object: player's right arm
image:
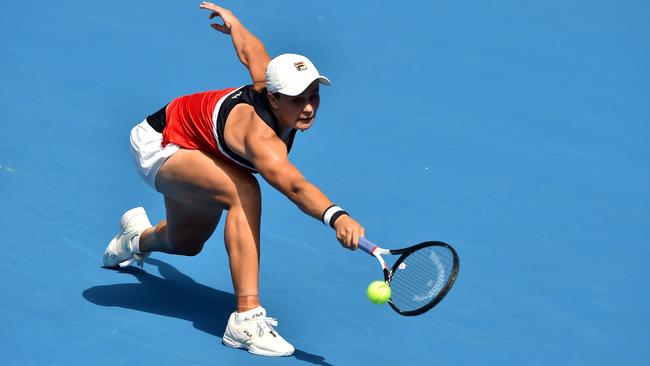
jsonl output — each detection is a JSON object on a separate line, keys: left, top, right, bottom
{"left": 238, "top": 117, "right": 365, "bottom": 250}
{"left": 199, "top": 2, "right": 270, "bottom": 91}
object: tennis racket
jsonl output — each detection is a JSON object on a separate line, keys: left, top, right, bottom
{"left": 358, "top": 237, "right": 459, "bottom": 316}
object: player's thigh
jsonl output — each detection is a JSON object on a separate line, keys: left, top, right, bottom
{"left": 155, "top": 148, "right": 259, "bottom": 209}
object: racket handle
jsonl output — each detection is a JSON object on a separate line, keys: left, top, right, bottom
{"left": 358, "top": 237, "right": 378, "bottom": 255}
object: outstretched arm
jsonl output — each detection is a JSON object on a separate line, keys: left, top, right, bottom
{"left": 199, "top": 2, "right": 270, "bottom": 91}
{"left": 244, "top": 128, "right": 366, "bottom": 250}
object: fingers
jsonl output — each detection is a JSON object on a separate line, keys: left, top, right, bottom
{"left": 347, "top": 229, "right": 362, "bottom": 250}
{"left": 200, "top": 2, "right": 223, "bottom": 19}
{"left": 338, "top": 234, "right": 355, "bottom": 251}
{"left": 210, "top": 23, "right": 227, "bottom": 33}
{"left": 346, "top": 230, "right": 354, "bottom": 249}
{"left": 199, "top": 2, "right": 219, "bottom": 12}
{"left": 199, "top": 2, "right": 236, "bottom": 34}
{"left": 335, "top": 216, "right": 364, "bottom": 251}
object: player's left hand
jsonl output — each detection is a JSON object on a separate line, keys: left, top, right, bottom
{"left": 199, "top": 2, "right": 240, "bottom": 34}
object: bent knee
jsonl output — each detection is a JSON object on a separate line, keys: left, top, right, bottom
{"left": 177, "top": 246, "right": 203, "bottom": 257}
{"left": 166, "top": 236, "right": 206, "bottom": 256}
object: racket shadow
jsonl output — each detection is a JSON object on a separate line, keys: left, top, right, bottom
{"left": 83, "top": 258, "right": 333, "bottom": 365}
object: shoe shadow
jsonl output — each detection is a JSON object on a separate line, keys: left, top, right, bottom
{"left": 293, "top": 350, "right": 335, "bottom": 366}
{"left": 83, "top": 258, "right": 333, "bottom": 365}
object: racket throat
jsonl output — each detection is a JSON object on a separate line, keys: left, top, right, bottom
{"left": 372, "top": 253, "right": 392, "bottom": 283}
{"left": 372, "top": 252, "right": 388, "bottom": 271}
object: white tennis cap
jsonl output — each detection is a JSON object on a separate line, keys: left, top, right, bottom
{"left": 265, "top": 53, "right": 331, "bottom": 96}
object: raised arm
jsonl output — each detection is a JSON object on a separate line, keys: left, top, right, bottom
{"left": 199, "top": 2, "right": 270, "bottom": 91}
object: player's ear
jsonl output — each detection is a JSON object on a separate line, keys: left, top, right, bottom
{"left": 267, "top": 92, "right": 280, "bottom": 109}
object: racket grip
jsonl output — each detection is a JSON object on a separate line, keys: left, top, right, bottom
{"left": 358, "top": 237, "right": 378, "bottom": 255}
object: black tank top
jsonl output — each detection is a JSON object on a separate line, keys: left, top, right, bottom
{"left": 216, "top": 85, "right": 298, "bottom": 171}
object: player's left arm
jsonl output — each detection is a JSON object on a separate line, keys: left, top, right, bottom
{"left": 199, "top": 2, "right": 270, "bottom": 91}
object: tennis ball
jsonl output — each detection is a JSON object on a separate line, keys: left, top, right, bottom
{"left": 367, "top": 281, "right": 391, "bottom": 304}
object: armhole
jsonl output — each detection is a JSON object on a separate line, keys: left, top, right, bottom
{"left": 214, "top": 87, "right": 258, "bottom": 171}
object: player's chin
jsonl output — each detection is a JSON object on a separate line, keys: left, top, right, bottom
{"left": 296, "top": 117, "right": 315, "bottom": 131}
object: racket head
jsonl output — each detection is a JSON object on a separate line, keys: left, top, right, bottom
{"left": 385, "top": 241, "right": 459, "bottom": 316}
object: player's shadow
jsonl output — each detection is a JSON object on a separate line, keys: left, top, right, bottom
{"left": 83, "top": 258, "right": 333, "bottom": 366}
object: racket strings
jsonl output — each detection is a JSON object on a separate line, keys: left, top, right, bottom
{"left": 389, "top": 246, "right": 455, "bottom": 312}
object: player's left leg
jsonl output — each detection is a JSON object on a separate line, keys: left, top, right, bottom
{"left": 136, "top": 196, "right": 223, "bottom": 257}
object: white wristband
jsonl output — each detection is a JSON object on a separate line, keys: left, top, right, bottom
{"left": 322, "top": 205, "right": 343, "bottom": 226}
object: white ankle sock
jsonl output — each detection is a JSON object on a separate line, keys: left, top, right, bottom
{"left": 235, "top": 306, "right": 264, "bottom": 324}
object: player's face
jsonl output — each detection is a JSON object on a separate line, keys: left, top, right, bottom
{"left": 270, "top": 81, "right": 321, "bottom": 131}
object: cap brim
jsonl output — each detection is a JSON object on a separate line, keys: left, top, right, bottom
{"left": 317, "top": 75, "right": 331, "bottom": 86}
{"left": 279, "top": 76, "right": 332, "bottom": 96}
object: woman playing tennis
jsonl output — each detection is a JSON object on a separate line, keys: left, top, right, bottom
{"left": 102, "top": 2, "right": 365, "bottom": 357}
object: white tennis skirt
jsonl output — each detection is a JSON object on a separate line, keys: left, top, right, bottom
{"left": 129, "top": 120, "right": 180, "bottom": 191}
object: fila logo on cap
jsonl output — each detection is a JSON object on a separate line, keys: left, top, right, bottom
{"left": 294, "top": 61, "right": 308, "bottom": 71}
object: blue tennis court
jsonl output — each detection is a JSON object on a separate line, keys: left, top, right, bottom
{"left": 1, "top": 1, "right": 648, "bottom": 365}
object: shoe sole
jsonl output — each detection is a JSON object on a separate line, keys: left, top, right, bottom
{"left": 222, "top": 334, "right": 294, "bottom": 357}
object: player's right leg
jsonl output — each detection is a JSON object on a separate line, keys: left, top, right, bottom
{"left": 144, "top": 149, "right": 293, "bottom": 356}
{"left": 145, "top": 148, "right": 268, "bottom": 314}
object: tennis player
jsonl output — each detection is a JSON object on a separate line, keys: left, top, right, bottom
{"left": 103, "top": 2, "right": 365, "bottom": 357}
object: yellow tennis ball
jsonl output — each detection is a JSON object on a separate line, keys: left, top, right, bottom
{"left": 367, "top": 280, "right": 391, "bottom": 304}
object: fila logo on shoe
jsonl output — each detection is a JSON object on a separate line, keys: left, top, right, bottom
{"left": 251, "top": 312, "right": 264, "bottom": 319}
{"left": 243, "top": 330, "right": 252, "bottom": 338}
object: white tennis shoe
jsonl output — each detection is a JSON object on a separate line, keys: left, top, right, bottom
{"left": 103, "top": 207, "right": 151, "bottom": 268}
{"left": 222, "top": 307, "right": 295, "bottom": 357}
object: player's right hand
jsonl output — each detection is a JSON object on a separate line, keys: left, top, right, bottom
{"left": 333, "top": 215, "right": 365, "bottom": 251}
{"left": 199, "top": 2, "right": 240, "bottom": 34}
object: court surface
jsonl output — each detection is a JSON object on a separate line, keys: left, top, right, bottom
{"left": 1, "top": 1, "right": 648, "bottom": 365}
